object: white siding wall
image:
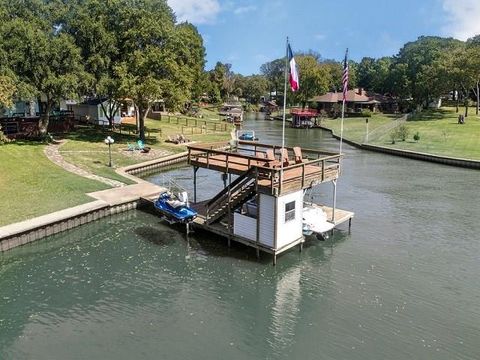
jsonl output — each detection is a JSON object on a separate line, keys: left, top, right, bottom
{"left": 233, "top": 213, "right": 257, "bottom": 241}
{"left": 258, "top": 194, "right": 275, "bottom": 247}
{"left": 275, "top": 190, "right": 304, "bottom": 249}
{"left": 98, "top": 104, "right": 121, "bottom": 125}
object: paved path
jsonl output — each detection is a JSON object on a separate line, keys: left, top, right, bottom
{"left": 44, "top": 140, "right": 125, "bottom": 188}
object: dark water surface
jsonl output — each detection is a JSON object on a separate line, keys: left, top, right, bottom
{"left": 1, "top": 114, "right": 480, "bottom": 359}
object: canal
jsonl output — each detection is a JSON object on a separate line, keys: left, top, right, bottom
{"left": 1, "top": 114, "right": 479, "bottom": 359}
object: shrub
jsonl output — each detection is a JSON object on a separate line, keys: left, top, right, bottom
{"left": 413, "top": 132, "right": 420, "bottom": 142}
{"left": 0, "top": 125, "right": 11, "bottom": 144}
{"left": 397, "top": 124, "right": 409, "bottom": 141}
{"left": 360, "top": 109, "right": 372, "bottom": 117}
{"left": 389, "top": 129, "right": 397, "bottom": 144}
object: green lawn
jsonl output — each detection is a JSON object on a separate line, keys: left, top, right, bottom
{"left": 371, "top": 108, "right": 480, "bottom": 160}
{"left": 320, "top": 107, "right": 480, "bottom": 160}
{"left": 59, "top": 117, "right": 233, "bottom": 184}
{"left": 321, "top": 113, "right": 401, "bottom": 143}
{"left": 0, "top": 115, "right": 231, "bottom": 227}
{"left": 0, "top": 142, "right": 109, "bottom": 226}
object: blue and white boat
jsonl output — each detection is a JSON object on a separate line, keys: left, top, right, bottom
{"left": 237, "top": 130, "right": 258, "bottom": 141}
{"left": 154, "top": 192, "right": 197, "bottom": 224}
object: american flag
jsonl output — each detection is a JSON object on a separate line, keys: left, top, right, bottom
{"left": 342, "top": 49, "right": 349, "bottom": 102}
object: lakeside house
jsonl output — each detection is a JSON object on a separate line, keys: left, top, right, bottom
{"left": 69, "top": 98, "right": 122, "bottom": 125}
{"left": 219, "top": 101, "right": 244, "bottom": 122}
{"left": 260, "top": 100, "right": 279, "bottom": 114}
{"left": 310, "top": 88, "right": 398, "bottom": 114}
{"left": 147, "top": 100, "right": 165, "bottom": 120}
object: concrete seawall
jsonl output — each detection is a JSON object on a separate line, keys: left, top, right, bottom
{"left": 0, "top": 200, "right": 138, "bottom": 252}
{"left": 320, "top": 126, "right": 480, "bottom": 170}
{"left": 0, "top": 154, "right": 190, "bottom": 252}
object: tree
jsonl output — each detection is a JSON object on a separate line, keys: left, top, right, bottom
{"left": 395, "top": 36, "right": 463, "bottom": 107}
{"left": 357, "top": 57, "right": 376, "bottom": 90}
{"left": 63, "top": 0, "right": 122, "bottom": 128}
{"left": 115, "top": 0, "right": 205, "bottom": 141}
{"left": 321, "top": 60, "right": 343, "bottom": 92}
{"left": 260, "top": 58, "right": 284, "bottom": 100}
{"left": 291, "top": 55, "right": 330, "bottom": 107}
{"left": 0, "top": 17, "right": 85, "bottom": 135}
{"left": 0, "top": 75, "right": 15, "bottom": 108}
{"left": 466, "top": 37, "right": 480, "bottom": 115}
{"left": 242, "top": 75, "right": 268, "bottom": 104}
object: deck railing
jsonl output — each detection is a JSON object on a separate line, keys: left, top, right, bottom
{"left": 187, "top": 141, "right": 341, "bottom": 195}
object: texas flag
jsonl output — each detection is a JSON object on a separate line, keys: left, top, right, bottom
{"left": 287, "top": 43, "right": 299, "bottom": 92}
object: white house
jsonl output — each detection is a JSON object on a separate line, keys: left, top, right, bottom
{"left": 69, "top": 98, "right": 122, "bottom": 125}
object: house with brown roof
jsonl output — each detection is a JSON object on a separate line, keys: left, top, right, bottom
{"left": 310, "top": 88, "right": 398, "bottom": 115}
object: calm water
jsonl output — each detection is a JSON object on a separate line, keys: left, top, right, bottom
{"left": 1, "top": 114, "right": 480, "bottom": 359}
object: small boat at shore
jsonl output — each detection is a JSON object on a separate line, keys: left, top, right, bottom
{"left": 302, "top": 202, "right": 334, "bottom": 238}
{"left": 154, "top": 192, "right": 197, "bottom": 224}
{"left": 238, "top": 130, "right": 258, "bottom": 141}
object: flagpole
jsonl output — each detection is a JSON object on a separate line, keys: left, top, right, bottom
{"left": 339, "top": 49, "right": 348, "bottom": 157}
{"left": 334, "top": 48, "right": 348, "bottom": 223}
{"left": 281, "top": 37, "right": 289, "bottom": 189}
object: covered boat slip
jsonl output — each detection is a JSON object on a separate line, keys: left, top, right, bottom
{"left": 181, "top": 141, "right": 354, "bottom": 264}
{"left": 187, "top": 140, "right": 342, "bottom": 196}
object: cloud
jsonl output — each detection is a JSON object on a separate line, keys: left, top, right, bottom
{"left": 314, "top": 34, "right": 326, "bottom": 41}
{"left": 168, "top": 0, "right": 220, "bottom": 24}
{"left": 442, "top": 0, "right": 480, "bottom": 40}
{"left": 234, "top": 5, "right": 257, "bottom": 15}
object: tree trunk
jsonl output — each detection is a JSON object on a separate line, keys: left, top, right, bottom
{"left": 465, "top": 100, "right": 468, "bottom": 117}
{"left": 39, "top": 99, "right": 52, "bottom": 137}
{"left": 137, "top": 105, "right": 151, "bottom": 142}
{"left": 456, "top": 94, "right": 459, "bottom": 113}
{"left": 477, "top": 81, "right": 479, "bottom": 116}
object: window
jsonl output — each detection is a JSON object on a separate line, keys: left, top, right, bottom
{"left": 285, "top": 201, "right": 296, "bottom": 222}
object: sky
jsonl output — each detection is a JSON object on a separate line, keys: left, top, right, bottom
{"left": 167, "top": 0, "right": 480, "bottom": 75}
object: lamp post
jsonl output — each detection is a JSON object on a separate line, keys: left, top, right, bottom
{"left": 104, "top": 136, "right": 114, "bottom": 167}
{"left": 365, "top": 118, "right": 369, "bottom": 143}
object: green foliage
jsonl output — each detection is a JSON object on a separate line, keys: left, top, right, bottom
{"left": 241, "top": 75, "right": 268, "bottom": 104}
{"left": 389, "top": 129, "right": 397, "bottom": 144}
{"left": 397, "top": 124, "right": 410, "bottom": 141}
{"left": 360, "top": 109, "right": 372, "bottom": 117}
{"left": 291, "top": 55, "right": 330, "bottom": 106}
{"left": 0, "top": 9, "right": 86, "bottom": 132}
{"left": 0, "top": 125, "right": 12, "bottom": 144}
{"left": 260, "top": 58, "right": 284, "bottom": 98}
{"left": 389, "top": 124, "right": 409, "bottom": 143}
{"left": 0, "top": 75, "right": 15, "bottom": 108}
{"left": 413, "top": 131, "right": 420, "bottom": 142}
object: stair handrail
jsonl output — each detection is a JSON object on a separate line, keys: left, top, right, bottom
{"left": 206, "top": 167, "right": 255, "bottom": 210}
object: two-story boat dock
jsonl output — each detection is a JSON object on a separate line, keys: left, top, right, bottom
{"left": 185, "top": 140, "right": 354, "bottom": 264}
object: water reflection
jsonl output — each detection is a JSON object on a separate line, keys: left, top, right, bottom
{"left": 2, "top": 114, "right": 480, "bottom": 359}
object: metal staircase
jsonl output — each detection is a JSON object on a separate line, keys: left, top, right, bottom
{"left": 205, "top": 168, "right": 256, "bottom": 224}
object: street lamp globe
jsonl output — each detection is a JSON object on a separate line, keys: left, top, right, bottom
{"left": 104, "top": 136, "right": 114, "bottom": 145}
{"left": 104, "top": 136, "right": 114, "bottom": 167}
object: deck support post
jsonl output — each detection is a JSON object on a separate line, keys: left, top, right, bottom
{"left": 256, "top": 247, "right": 260, "bottom": 259}
{"left": 332, "top": 179, "right": 337, "bottom": 222}
{"left": 349, "top": 218, "right": 352, "bottom": 233}
{"left": 193, "top": 166, "right": 199, "bottom": 203}
{"left": 273, "top": 254, "right": 277, "bottom": 266}
{"left": 222, "top": 173, "right": 227, "bottom": 188}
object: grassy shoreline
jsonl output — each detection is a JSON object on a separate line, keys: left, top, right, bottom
{"left": 1, "top": 113, "right": 232, "bottom": 227}
{"left": 320, "top": 107, "right": 480, "bottom": 160}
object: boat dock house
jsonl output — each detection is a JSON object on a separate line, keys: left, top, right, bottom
{"left": 186, "top": 140, "right": 354, "bottom": 264}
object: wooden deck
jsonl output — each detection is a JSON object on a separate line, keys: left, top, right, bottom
{"left": 188, "top": 142, "right": 341, "bottom": 196}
